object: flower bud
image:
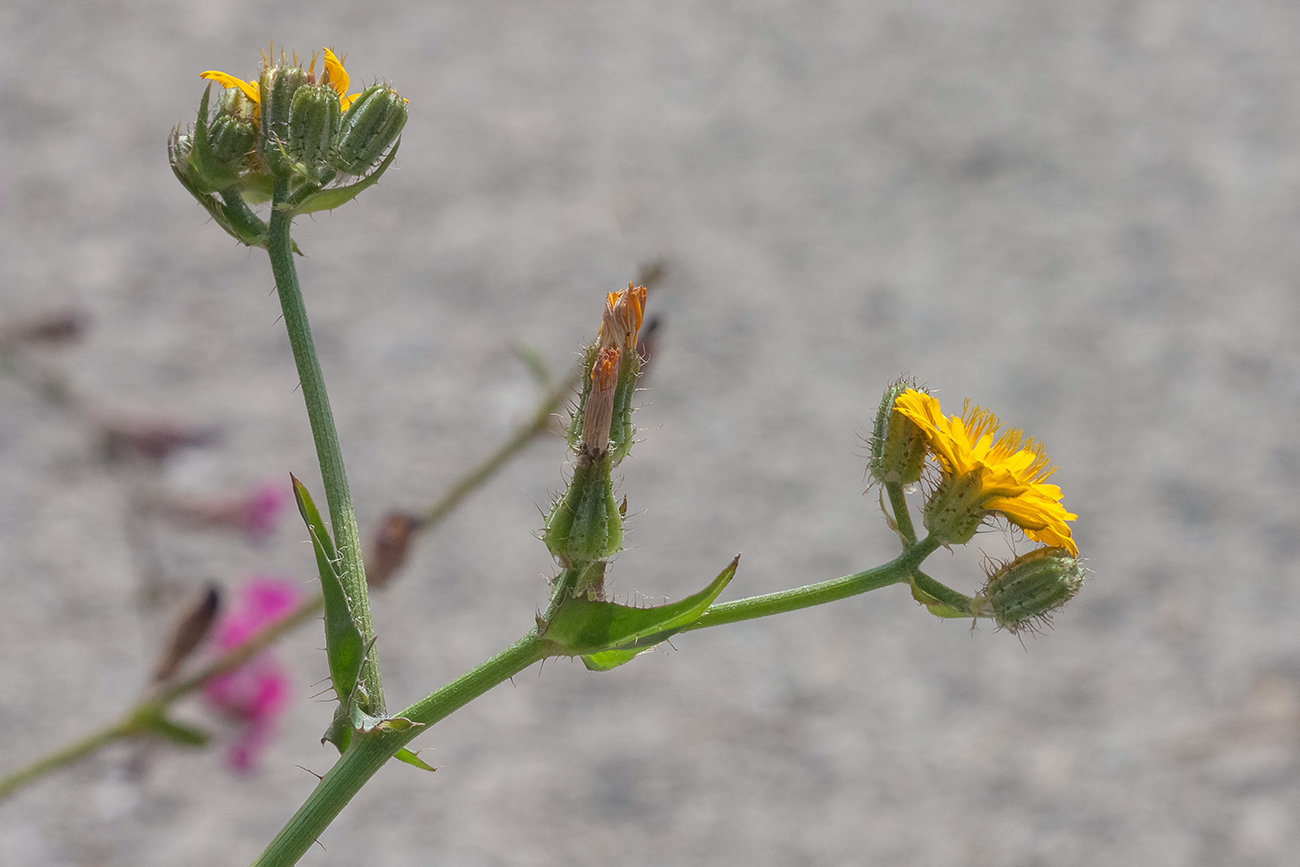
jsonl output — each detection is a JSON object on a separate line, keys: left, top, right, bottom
{"left": 208, "top": 113, "right": 258, "bottom": 171}
{"left": 259, "top": 64, "right": 308, "bottom": 173}
{"left": 543, "top": 455, "right": 622, "bottom": 568}
{"left": 977, "top": 547, "right": 1085, "bottom": 633}
{"left": 333, "top": 84, "right": 408, "bottom": 175}
{"left": 567, "top": 286, "right": 647, "bottom": 463}
{"left": 869, "top": 380, "right": 927, "bottom": 486}
{"left": 287, "top": 83, "right": 342, "bottom": 175}
{"left": 545, "top": 347, "right": 624, "bottom": 566}
{"left": 922, "top": 468, "right": 986, "bottom": 547}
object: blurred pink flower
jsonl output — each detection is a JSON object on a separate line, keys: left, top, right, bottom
{"left": 154, "top": 478, "right": 289, "bottom": 544}
{"left": 203, "top": 576, "right": 302, "bottom": 773}
{"left": 239, "top": 480, "right": 289, "bottom": 543}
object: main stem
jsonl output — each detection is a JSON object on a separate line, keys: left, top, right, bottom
{"left": 251, "top": 633, "right": 548, "bottom": 867}
{"left": 266, "top": 183, "right": 383, "bottom": 715}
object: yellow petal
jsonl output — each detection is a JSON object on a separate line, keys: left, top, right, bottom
{"left": 323, "top": 48, "right": 350, "bottom": 101}
{"left": 200, "top": 70, "right": 260, "bottom": 105}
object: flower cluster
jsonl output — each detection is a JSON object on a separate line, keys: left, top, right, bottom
{"left": 169, "top": 47, "right": 408, "bottom": 246}
{"left": 873, "top": 384, "right": 1084, "bottom": 631}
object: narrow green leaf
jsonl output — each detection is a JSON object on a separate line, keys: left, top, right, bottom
{"left": 140, "top": 713, "right": 209, "bottom": 747}
{"left": 392, "top": 748, "right": 437, "bottom": 772}
{"left": 287, "top": 139, "right": 401, "bottom": 216}
{"left": 292, "top": 474, "right": 365, "bottom": 705}
{"left": 544, "top": 556, "right": 739, "bottom": 665}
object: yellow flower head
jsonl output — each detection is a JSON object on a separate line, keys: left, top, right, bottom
{"left": 200, "top": 47, "right": 362, "bottom": 116}
{"left": 893, "top": 389, "right": 1078, "bottom": 555}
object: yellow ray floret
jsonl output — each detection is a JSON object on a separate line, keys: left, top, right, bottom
{"left": 199, "top": 69, "right": 261, "bottom": 106}
{"left": 201, "top": 47, "right": 362, "bottom": 112}
{"left": 893, "top": 389, "right": 1078, "bottom": 555}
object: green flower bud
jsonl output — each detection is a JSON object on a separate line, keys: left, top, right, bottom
{"left": 207, "top": 113, "right": 257, "bottom": 170}
{"left": 259, "top": 64, "right": 308, "bottom": 173}
{"left": 333, "top": 84, "right": 408, "bottom": 175}
{"left": 922, "top": 469, "right": 986, "bottom": 547}
{"left": 288, "top": 83, "right": 342, "bottom": 174}
{"left": 869, "top": 379, "right": 928, "bottom": 486}
{"left": 544, "top": 455, "right": 622, "bottom": 568}
{"left": 977, "top": 547, "right": 1085, "bottom": 633}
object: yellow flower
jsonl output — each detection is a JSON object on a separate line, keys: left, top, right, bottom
{"left": 200, "top": 48, "right": 361, "bottom": 115}
{"left": 893, "top": 389, "right": 1078, "bottom": 555}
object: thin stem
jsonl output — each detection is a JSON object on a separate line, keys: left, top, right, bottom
{"left": 885, "top": 481, "right": 917, "bottom": 546}
{"left": 423, "top": 363, "right": 582, "bottom": 527}
{"left": 0, "top": 362, "right": 571, "bottom": 801}
{"left": 0, "top": 719, "right": 134, "bottom": 801}
{"left": 266, "top": 180, "right": 383, "bottom": 715}
{"left": 251, "top": 633, "right": 547, "bottom": 867}
{"left": 911, "top": 569, "right": 976, "bottom": 613}
{"left": 686, "top": 536, "right": 940, "bottom": 631}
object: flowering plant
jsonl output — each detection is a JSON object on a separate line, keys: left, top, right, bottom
{"left": 0, "top": 46, "right": 1088, "bottom": 866}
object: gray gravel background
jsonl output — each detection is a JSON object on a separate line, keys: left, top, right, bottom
{"left": 3, "top": 1, "right": 1300, "bottom": 865}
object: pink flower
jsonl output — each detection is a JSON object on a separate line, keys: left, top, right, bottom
{"left": 239, "top": 480, "right": 289, "bottom": 543}
{"left": 154, "top": 478, "right": 290, "bottom": 544}
{"left": 203, "top": 576, "right": 302, "bottom": 773}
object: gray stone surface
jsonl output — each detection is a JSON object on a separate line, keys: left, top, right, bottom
{"left": 3, "top": 0, "right": 1300, "bottom": 864}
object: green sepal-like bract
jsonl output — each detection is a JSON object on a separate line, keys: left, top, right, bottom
{"left": 541, "top": 556, "right": 738, "bottom": 670}
{"left": 285, "top": 138, "right": 401, "bottom": 216}
{"left": 564, "top": 344, "right": 599, "bottom": 453}
{"left": 607, "top": 353, "right": 640, "bottom": 466}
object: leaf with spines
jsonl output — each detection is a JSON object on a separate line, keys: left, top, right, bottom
{"left": 393, "top": 748, "right": 436, "bottom": 772}
{"left": 291, "top": 476, "right": 366, "bottom": 709}
{"left": 286, "top": 139, "right": 402, "bottom": 216}
{"left": 542, "top": 556, "right": 739, "bottom": 670}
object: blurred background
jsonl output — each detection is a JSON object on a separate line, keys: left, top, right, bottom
{"left": 3, "top": 0, "right": 1300, "bottom": 864}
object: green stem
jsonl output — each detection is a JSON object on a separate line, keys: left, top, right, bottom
{"left": 885, "top": 481, "right": 917, "bottom": 546}
{"left": 267, "top": 180, "right": 383, "bottom": 716}
{"left": 0, "top": 719, "right": 134, "bottom": 801}
{"left": 0, "top": 359, "right": 575, "bottom": 802}
{"left": 687, "top": 536, "right": 940, "bottom": 631}
{"left": 251, "top": 633, "right": 547, "bottom": 867}
{"left": 911, "top": 569, "right": 976, "bottom": 612}
{"left": 424, "top": 363, "right": 581, "bottom": 528}
{"left": 0, "top": 600, "right": 322, "bottom": 802}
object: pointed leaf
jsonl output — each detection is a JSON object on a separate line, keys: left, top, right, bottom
{"left": 393, "top": 748, "right": 437, "bottom": 772}
{"left": 544, "top": 556, "right": 739, "bottom": 663}
{"left": 287, "top": 139, "right": 401, "bottom": 215}
{"left": 140, "top": 713, "right": 209, "bottom": 747}
{"left": 322, "top": 705, "right": 353, "bottom": 754}
{"left": 292, "top": 475, "right": 365, "bottom": 705}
